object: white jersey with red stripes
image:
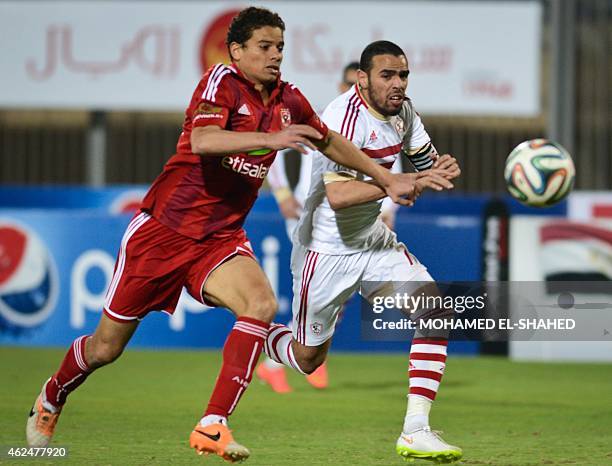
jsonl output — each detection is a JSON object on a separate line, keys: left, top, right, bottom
{"left": 295, "top": 85, "right": 431, "bottom": 254}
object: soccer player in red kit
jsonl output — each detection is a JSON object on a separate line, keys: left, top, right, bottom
{"left": 25, "top": 7, "right": 444, "bottom": 462}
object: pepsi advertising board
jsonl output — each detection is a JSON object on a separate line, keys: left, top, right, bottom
{"left": 0, "top": 209, "right": 481, "bottom": 353}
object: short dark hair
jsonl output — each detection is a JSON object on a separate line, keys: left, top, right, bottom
{"left": 359, "top": 40, "right": 405, "bottom": 74}
{"left": 342, "top": 61, "right": 359, "bottom": 81}
{"left": 226, "top": 7, "right": 285, "bottom": 52}
{"left": 343, "top": 61, "right": 359, "bottom": 75}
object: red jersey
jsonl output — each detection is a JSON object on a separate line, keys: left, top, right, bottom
{"left": 141, "top": 63, "right": 328, "bottom": 241}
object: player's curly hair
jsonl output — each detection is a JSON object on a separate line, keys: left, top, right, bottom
{"left": 360, "top": 41, "right": 406, "bottom": 75}
{"left": 226, "top": 7, "right": 285, "bottom": 56}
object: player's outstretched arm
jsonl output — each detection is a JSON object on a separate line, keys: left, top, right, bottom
{"left": 325, "top": 171, "right": 453, "bottom": 211}
{"left": 314, "top": 130, "right": 410, "bottom": 205}
{"left": 191, "top": 125, "right": 323, "bottom": 156}
{"left": 325, "top": 178, "right": 392, "bottom": 210}
{"left": 315, "top": 131, "right": 453, "bottom": 206}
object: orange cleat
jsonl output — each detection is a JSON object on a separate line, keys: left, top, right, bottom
{"left": 26, "top": 391, "right": 62, "bottom": 447}
{"left": 256, "top": 363, "right": 292, "bottom": 394}
{"left": 190, "top": 423, "right": 250, "bottom": 462}
{"left": 306, "top": 361, "right": 328, "bottom": 389}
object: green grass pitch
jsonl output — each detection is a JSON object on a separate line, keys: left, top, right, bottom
{"left": 1, "top": 347, "right": 611, "bottom": 465}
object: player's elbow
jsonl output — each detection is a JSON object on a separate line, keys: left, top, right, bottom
{"left": 190, "top": 127, "right": 219, "bottom": 155}
{"left": 190, "top": 134, "right": 211, "bottom": 155}
{"left": 191, "top": 138, "right": 205, "bottom": 155}
{"left": 328, "top": 197, "right": 349, "bottom": 211}
{"left": 326, "top": 187, "right": 350, "bottom": 211}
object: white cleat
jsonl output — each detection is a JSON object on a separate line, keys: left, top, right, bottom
{"left": 396, "top": 426, "right": 462, "bottom": 463}
{"left": 26, "top": 382, "right": 62, "bottom": 447}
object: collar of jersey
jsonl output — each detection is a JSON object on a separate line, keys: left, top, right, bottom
{"left": 355, "top": 84, "right": 390, "bottom": 122}
{"left": 228, "top": 63, "right": 284, "bottom": 98}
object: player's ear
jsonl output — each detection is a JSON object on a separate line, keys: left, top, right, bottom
{"left": 229, "top": 42, "right": 242, "bottom": 62}
{"left": 357, "top": 69, "right": 369, "bottom": 90}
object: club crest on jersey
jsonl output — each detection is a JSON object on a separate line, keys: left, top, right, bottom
{"left": 394, "top": 117, "right": 405, "bottom": 134}
{"left": 280, "top": 108, "right": 292, "bottom": 128}
{"left": 369, "top": 130, "right": 378, "bottom": 143}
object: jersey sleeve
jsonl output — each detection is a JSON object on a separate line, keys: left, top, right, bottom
{"left": 404, "top": 107, "right": 438, "bottom": 171}
{"left": 321, "top": 104, "right": 368, "bottom": 184}
{"left": 407, "top": 112, "right": 432, "bottom": 152}
{"left": 381, "top": 158, "right": 402, "bottom": 214}
{"left": 191, "top": 65, "right": 236, "bottom": 130}
{"left": 288, "top": 85, "right": 329, "bottom": 138}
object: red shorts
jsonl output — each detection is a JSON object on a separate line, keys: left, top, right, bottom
{"left": 103, "top": 212, "right": 256, "bottom": 323}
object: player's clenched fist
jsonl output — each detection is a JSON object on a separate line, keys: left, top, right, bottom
{"left": 265, "top": 124, "right": 323, "bottom": 153}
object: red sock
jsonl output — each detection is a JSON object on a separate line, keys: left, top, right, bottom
{"left": 205, "top": 317, "right": 269, "bottom": 417}
{"left": 44, "top": 335, "right": 91, "bottom": 409}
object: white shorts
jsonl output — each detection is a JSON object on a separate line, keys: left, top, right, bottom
{"left": 290, "top": 240, "right": 433, "bottom": 346}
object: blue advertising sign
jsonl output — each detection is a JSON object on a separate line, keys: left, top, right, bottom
{"left": 0, "top": 209, "right": 481, "bottom": 354}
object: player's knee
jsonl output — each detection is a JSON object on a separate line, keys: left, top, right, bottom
{"left": 87, "top": 338, "right": 125, "bottom": 368}
{"left": 244, "top": 294, "right": 278, "bottom": 322}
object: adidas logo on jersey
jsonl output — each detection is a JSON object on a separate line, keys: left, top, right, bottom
{"left": 369, "top": 130, "right": 378, "bottom": 142}
{"left": 238, "top": 103, "right": 251, "bottom": 116}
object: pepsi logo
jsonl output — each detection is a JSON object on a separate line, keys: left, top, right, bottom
{"left": 0, "top": 221, "right": 59, "bottom": 328}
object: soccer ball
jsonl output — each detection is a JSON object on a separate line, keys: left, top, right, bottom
{"left": 504, "top": 139, "right": 575, "bottom": 207}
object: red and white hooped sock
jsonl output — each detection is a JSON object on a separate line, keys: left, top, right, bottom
{"left": 404, "top": 338, "right": 448, "bottom": 432}
{"left": 263, "top": 323, "right": 305, "bottom": 375}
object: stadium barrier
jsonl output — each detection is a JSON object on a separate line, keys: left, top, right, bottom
{"left": 0, "top": 188, "right": 566, "bottom": 354}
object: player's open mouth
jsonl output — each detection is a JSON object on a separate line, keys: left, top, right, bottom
{"left": 266, "top": 66, "right": 280, "bottom": 74}
{"left": 389, "top": 95, "right": 404, "bottom": 104}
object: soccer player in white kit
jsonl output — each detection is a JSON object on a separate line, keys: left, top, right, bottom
{"left": 263, "top": 41, "right": 463, "bottom": 463}
{"left": 259, "top": 62, "right": 403, "bottom": 392}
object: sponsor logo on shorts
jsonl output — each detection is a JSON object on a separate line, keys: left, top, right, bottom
{"left": 222, "top": 155, "right": 268, "bottom": 179}
{"left": 311, "top": 322, "right": 322, "bottom": 335}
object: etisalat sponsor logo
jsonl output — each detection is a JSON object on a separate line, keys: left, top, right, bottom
{"left": 222, "top": 155, "right": 269, "bottom": 179}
